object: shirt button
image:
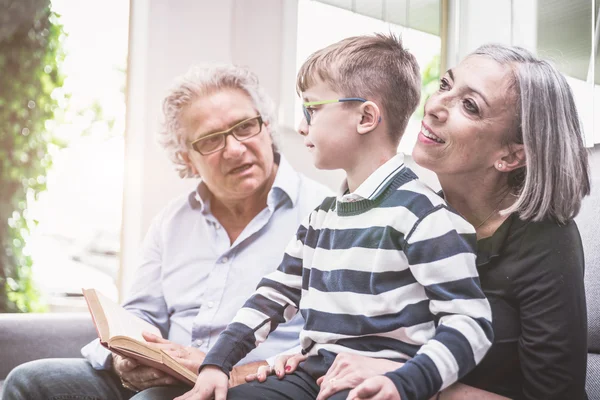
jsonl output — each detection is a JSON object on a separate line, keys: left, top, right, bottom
{"left": 215, "top": 224, "right": 221, "bottom": 230}
{"left": 192, "top": 339, "right": 204, "bottom": 347}
{"left": 221, "top": 256, "right": 229, "bottom": 263}
{"left": 207, "top": 301, "right": 215, "bottom": 308}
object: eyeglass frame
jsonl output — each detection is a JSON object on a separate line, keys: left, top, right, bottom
{"left": 302, "top": 97, "right": 367, "bottom": 125}
{"left": 189, "top": 115, "right": 264, "bottom": 155}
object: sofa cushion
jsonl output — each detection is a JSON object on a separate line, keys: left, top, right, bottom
{"left": 588, "top": 354, "right": 600, "bottom": 400}
{"left": 0, "top": 313, "right": 96, "bottom": 380}
{"left": 575, "top": 149, "right": 600, "bottom": 354}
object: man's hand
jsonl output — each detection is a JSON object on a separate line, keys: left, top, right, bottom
{"left": 174, "top": 366, "right": 229, "bottom": 400}
{"left": 143, "top": 332, "right": 206, "bottom": 374}
{"left": 347, "top": 376, "right": 401, "bottom": 400}
{"left": 143, "top": 332, "right": 263, "bottom": 389}
{"left": 112, "top": 353, "right": 175, "bottom": 391}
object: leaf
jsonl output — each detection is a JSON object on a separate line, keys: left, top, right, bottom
{"left": 0, "top": 1, "right": 65, "bottom": 313}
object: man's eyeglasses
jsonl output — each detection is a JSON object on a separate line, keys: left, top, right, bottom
{"left": 190, "top": 115, "right": 263, "bottom": 155}
{"left": 302, "top": 97, "right": 367, "bottom": 125}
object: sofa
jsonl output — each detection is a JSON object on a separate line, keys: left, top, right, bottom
{"left": 581, "top": 157, "right": 600, "bottom": 399}
{"left": 0, "top": 163, "right": 599, "bottom": 398}
{"left": 0, "top": 313, "right": 96, "bottom": 396}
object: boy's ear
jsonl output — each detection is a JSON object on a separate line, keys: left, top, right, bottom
{"left": 496, "top": 143, "right": 525, "bottom": 172}
{"left": 357, "top": 101, "right": 381, "bottom": 135}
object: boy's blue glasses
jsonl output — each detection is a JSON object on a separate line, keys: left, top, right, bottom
{"left": 302, "top": 97, "right": 367, "bottom": 125}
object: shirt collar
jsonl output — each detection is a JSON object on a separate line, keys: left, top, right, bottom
{"left": 188, "top": 152, "right": 299, "bottom": 212}
{"left": 189, "top": 181, "right": 211, "bottom": 214}
{"left": 270, "top": 153, "right": 300, "bottom": 208}
{"left": 337, "top": 153, "right": 405, "bottom": 202}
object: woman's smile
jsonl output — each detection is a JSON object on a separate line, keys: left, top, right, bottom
{"left": 418, "top": 122, "right": 445, "bottom": 144}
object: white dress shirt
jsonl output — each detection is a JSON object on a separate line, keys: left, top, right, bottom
{"left": 82, "top": 155, "right": 332, "bottom": 369}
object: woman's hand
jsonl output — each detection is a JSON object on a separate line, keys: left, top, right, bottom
{"left": 347, "top": 376, "right": 401, "bottom": 400}
{"left": 174, "top": 366, "right": 229, "bottom": 400}
{"left": 245, "top": 353, "right": 308, "bottom": 383}
{"left": 316, "top": 353, "right": 403, "bottom": 400}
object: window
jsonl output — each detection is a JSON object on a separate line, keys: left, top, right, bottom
{"left": 26, "top": 0, "right": 130, "bottom": 310}
{"left": 535, "top": 0, "right": 599, "bottom": 146}
{"left": 446, "top": 0, "right": 599, "bottom": 147}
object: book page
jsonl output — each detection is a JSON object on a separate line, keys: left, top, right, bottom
{"left": 91, "top": 289, "right": 161, "bottom": 341}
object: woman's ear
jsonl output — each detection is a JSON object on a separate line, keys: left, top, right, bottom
{"left": 357, "top": 101, "right": 381, "bottom": 135}
{"left": 496, "top": 143, "right": 525, "bottom": 172}
{"left": 179, "top": 151, "right": 199, "bottom": 176}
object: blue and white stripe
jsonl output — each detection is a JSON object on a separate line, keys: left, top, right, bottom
{"left": 203, "top": 164, "right": 493, "bottom": 400}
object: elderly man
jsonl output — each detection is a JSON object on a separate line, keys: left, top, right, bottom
{"left": 2, "top": 65, "right": 331, "bottom": 400}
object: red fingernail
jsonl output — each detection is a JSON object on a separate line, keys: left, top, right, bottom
{"left": 285, "top": 366, "right": 291, "bottom": 372}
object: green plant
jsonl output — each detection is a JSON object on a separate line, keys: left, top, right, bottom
{"left": 415, "top": 54, "right": 441, "bottom": 119}
{"left": 0, "top": 0, "right": 66, "bottom": 312}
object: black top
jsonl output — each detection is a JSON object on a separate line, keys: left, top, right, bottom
{"left": 460, "top": 213, "right": 588, "bottom": 399}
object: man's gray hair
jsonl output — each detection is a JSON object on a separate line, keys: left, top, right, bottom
{"left": 471, "top": 44, "right": 590, "bottom": 224}
{"left": 159, "top": 64, "right": 279, "bottom": 178}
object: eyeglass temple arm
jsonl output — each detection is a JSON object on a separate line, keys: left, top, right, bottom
{"left": 338, "top": 97, "right": 367, "bottom": 103}
{"left": 303, "top": 97, "right": 367, "bottom": 106}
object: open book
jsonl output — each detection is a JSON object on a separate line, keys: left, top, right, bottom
{"left": 82, "top": 288, "right": 197, "bottom": 386}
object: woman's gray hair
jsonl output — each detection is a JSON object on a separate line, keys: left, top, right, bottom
{"left": 470, "top": 44, "right": 591, "bottom": 224}
{"left": 159, "top": 64, "right": 279, "bottom": 178}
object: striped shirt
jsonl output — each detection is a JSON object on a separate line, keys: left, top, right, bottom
{"left": 337, "top": 153, "right": 406, "bottom": 203}
{"left": 203, "top": 157, "right": 493, "bottom": 400}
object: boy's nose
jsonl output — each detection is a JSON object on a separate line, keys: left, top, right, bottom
{"left": 297, "top": 117, "right": 308, "bottom": 136}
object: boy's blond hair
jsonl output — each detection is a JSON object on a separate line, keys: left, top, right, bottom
{"left": 297, "top": 33, "right": 421, "bottom": 144}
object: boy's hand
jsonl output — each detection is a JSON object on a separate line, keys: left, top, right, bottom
{"left": 174, "top": 366, "right": 229, "bottom": 400}
{"left": 245, "top": 353, "right": 307, "bottom": 383}
{"left": 347, "top": 376, "right": 401, "bottom": 400}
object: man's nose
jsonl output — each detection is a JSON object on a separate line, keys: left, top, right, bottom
{"left": 222, "top": 134, "right": 246, "bottom": 158}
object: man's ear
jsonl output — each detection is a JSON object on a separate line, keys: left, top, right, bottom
{"left": 496, "top": 143, "right": 525, "bottom": 172}
{"left": 179, "top": 151, "right": 199, "bottom": 176}
{"left": 357, "top": 101, "right": 381, "bottom": 135}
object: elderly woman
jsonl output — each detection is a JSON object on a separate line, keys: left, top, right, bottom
{"left": 252, "top": 44, "right": 590, "bottom": 400}
{"left": 2, "top": 65, "right": 330, "bottom": 400}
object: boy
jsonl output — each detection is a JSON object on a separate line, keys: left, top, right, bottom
{"left": 176, "top": 33, "right": 492, "bottom": 400}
